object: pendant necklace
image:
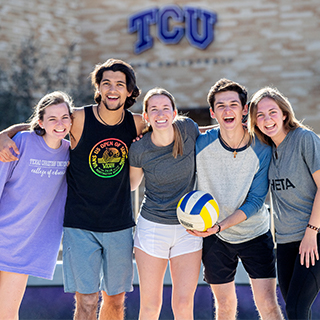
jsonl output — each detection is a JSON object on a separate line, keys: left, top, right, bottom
{"left": 97, "top": 106, "right": 124, "bottom": 126}
{"left": 220, "top": 130, "right": 246, "bottom": 158}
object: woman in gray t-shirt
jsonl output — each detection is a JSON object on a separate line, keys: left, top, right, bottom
{"left": 248, "top": 86, "right": 320, "bottom": 320}
{"left": 129, "top": 87, "right": 202, "bottom": 320}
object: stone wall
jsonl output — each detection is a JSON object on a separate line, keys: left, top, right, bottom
{"left": 0, "top": 0, "right": 82, "bottom": 93}
{"left": 1, "top": 0, "right": 319, "bottom": 130}
{"left": 78, "top": 0, "right": 320, "bottom": 129}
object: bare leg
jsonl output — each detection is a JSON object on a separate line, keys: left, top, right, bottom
{"left": 170, "top": 250, "right": 202, "bottom": 320}
{"left": 0, "top": 270, "right": 28, "bottom": 320}
{"left": 135, "top": 248, "right": 168, "bottom": 320}
{"left": 99, "top": 291, "right": 125, "bottom": 320}
{"left": 250, "top": 278, "right": 284, "bottom": 320}
{"left": 74, "top": 292, "right": 99, "bottom": 320}
{"left": 210, "top": 281, "right": 238, "bottom": 320}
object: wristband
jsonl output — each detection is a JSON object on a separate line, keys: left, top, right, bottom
{"left": 307, "top": 224, "right": 320, "bottom": 232}
{"left": 215, "top": 223, "right": 221, "bottom": 234}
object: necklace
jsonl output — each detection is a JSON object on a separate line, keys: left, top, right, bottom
{"left": 220, "top": 130, "right": 246, "bottom": 158}
{"left": 97, "top": 106, "right": 124, "bottom": 126}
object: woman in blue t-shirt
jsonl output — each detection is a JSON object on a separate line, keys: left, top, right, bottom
{"left": 248, "top": 86, "right": 320, "bottom": 319}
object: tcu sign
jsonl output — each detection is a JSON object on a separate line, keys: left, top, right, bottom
{"left": 128, "top": 5, "right": 217, "bottom": 54}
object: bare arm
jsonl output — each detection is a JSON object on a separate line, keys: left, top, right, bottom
{"left": 188, "top": 209, "right": 247, "bottom": 238}
{"left": 299, "top": 169, "right": 320, "bottom": 268}
{"left": 133, "top": 113, "right": 147, "bottom": 136}
{"left": 130, "top": 165, "right": 144, "bottom": 191}
{"left": 0, "top": 123, "right": 30, "bottom": 162}
{"left": 69, "top": 108, "right": 85, "bottom": 149}
{"left": 199, "top": 123, "right": 219, "bottom": 133}
{"left": 198, "top": 122, "right": 248, "bottom": 133}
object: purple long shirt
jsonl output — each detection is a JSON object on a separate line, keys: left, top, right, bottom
{"left": 0, "top": 131, "right": 69, "bottom": 279}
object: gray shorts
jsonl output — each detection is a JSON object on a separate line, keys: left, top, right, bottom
{"left": 62, "top": 227, "right": 134, "bottom": 295}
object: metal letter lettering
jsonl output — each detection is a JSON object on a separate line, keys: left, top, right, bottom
{"left": 128, "top": 8, "right": 158, "bottom": 54}
{"left": 158, "top": 5, "right": 184, "bottom": 44}
{"left": 184, "top": 7, "right": 217, "bottom": 50}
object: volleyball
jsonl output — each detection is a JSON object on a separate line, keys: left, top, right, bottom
{"left": 177, "top": 190, "right": 219, "bottom": 232}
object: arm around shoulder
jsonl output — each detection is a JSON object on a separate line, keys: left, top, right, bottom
{"left": 133, "top": 113, "right": 147, "bottom": 136}
{"left": 0, "top": 123, "right": 30, "bottom": 162}
{"left": 199, "top": 123, "right": 219, "bottom": 133}
{"left": 69, "top": 107, "right": 85, "bottom": 149}
{"left": 1, "top": 123, "right": 30, "bottom": 137}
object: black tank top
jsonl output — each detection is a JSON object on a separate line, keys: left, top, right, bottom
{"left": 64, "top": 106, "right": 137, "bottom": 232}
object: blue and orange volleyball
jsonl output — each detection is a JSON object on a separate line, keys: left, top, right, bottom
{"left": 177, "top": 190, "right": 219, "bottom": 231}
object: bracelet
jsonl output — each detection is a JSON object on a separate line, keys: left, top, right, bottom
{"left": 307, "top": 224, "right": 320, "bottom": 232}
{"left": 215, "top": 223, "right": 221, "bottom": 234}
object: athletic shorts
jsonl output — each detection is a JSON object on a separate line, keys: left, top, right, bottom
{"left": 202, "top": 230, "right": 276, "bottom": 285}
{"left": 134, "top": 215, "right": 202, "bottom": 259}
{"left": 62, "top": 227, "right": 134, "bottom": 295}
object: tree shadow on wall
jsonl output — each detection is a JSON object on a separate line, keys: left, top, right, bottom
{"left": 0, "top": 36, "right": 93, "bottom": 130}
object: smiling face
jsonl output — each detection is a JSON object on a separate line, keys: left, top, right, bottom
{"left": 144, "top": 94, "right": 177, "bottom": 131}
{"left": 256, "top": 97, "right": 287, "bottom": 146}
{"left": 38, "top": 103, "right": 72, "bottom": 149}
{"left": 210, "top": 91, "right": 247, "bottom": 131}
{"left": 99, "top": 70, "right": 132, "bottom": 111}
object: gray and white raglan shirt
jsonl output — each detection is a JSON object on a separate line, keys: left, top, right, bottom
{"left": 269, "top": 127, "right": 320, "bottom": 244}
{"left": 196, "top": 128, "right": 272, "bottom": 244}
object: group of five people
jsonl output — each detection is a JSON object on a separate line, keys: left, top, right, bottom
{"left": 0, "top": 58, "right": 319, "bottom": 320}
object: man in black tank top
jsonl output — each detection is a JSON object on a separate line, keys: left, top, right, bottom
{"left": 0, "top": 59, "right": 146, "bottom": 319}
{"left": 63, "top": 59, "right": 145, "bottom": 319}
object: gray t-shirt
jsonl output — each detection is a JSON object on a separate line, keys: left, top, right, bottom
{"left": 269, "top": 127, "right": 320, "bottom": 243}
{"left": 129, "top": 118, "right": 200, "bottom": 224}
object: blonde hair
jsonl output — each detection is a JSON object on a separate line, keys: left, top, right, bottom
{"left": 248, "top": 87, "right": 305, "bottom": 146}
{"left": 143, "top": 88, "right": 184, "bottom": 158}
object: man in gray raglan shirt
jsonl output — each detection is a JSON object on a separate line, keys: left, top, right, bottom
{"left": 189, "top": 78, "right": 284, "bottom": 320}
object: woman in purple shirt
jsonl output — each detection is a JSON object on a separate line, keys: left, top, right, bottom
{"left": 0, "top": 91, "right": 72, "bottom": 319}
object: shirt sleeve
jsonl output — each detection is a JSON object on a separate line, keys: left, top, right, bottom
{"left": 0, "top": 134, "right": 22, "bottom": 198}
{"left": 239, "top": 143, "right": 272, "bottom": 218}
{"left": 128, "top": 139, "right": 143, "bottom": 168}
{"left": 300, "top": 129, "right": 320, "bottom": 175}
{"left": 182, "top": 117, "right": 200, "bottom": 140}
{"left": 188, "top": 118, "right": 200, "bottom": 139}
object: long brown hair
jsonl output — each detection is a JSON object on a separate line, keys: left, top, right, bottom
{"left": 143, "top": 88, "right": 184, "bottom": 158}
{"left": 248, "top": 87, "right": 305, "bottom": 145}
{"left": 29, "top": 91, "right": 73, "bottom": 136}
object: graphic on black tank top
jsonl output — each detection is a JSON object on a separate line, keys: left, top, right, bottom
{"left": 89, "top": 138, "right": 128, "bottom": 178}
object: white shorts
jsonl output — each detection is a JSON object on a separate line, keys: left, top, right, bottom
{"left": 134, "top": 215, "right": 202, "bottom": 259}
